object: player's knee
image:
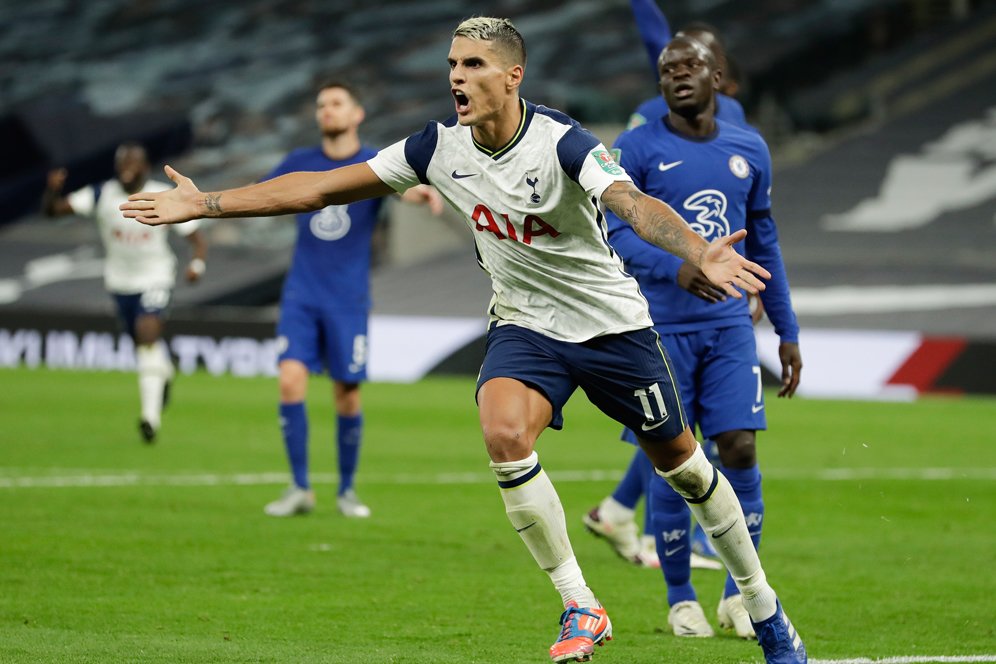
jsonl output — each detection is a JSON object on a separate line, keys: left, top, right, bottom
{"left": 481, "top": 421, "right": 535, "bottom": 462}
{"left": 714, "top": 430, "right": 757, "bottom": 468}
{"left": 134, "top": 316, "right": 162, "bottom": 345}
{"left": 334, "top": 381, "right": 361, "bottom": 415}
{"left": 278, "top": 363, "right": 308, "bottom": 402}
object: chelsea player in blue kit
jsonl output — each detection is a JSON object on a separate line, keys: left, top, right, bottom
{"left": 606, "top": 36, "right": 803, "bottom": 645}
{"left": 585, "top": 0, "right": 756, "bottom": 570}
{"left": 122, "top": 18, "right": 806, "bottom": 663}
{"left": 626, "top": 0, "right": 747, "bottom": 131}
{"left": 262, "top": 81, "right": 441, "bottom": 518}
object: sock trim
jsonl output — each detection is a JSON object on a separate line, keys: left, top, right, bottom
{"left": 685, "top": 465, "right": 719, "bottom": 504}
{"left": 496, "top": 462, "right": 542, "bottom": 489}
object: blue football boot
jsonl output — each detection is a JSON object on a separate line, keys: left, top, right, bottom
{"left": 751, "top": 601, "right": 807, "bottom": 663}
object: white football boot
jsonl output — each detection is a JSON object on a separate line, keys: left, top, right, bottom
{"left": 264, "top": 486, "right": 315, "bottom": 517}
{"left": 718, "top": 593, "right": 756, "bottom": 639}
{"left": 667, "top": 600, "right": 715, "bottom": 637}
{"left": 336, "top": 489, "right": 371, "bottom": 518}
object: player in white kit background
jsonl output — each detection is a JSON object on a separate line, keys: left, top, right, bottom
{"left": 120, "top": 17, "right": 806, "bottom": 664}
{"left": 44, "top": 142, "right": 207, "bottom": 443}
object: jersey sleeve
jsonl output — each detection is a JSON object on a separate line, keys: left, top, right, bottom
{"left": 66, "top": 185, "right": 96, "bottom": 216}
{"left": 630, "top": 0, "right": 672, "bottom": 80}
{"left": 368, "top": 121, "right": 438, "bottom": 192}
{"left": 557, "top": 127, "right": 632, "bottom": 199}
{"left": 743, "top": 139, "right": 798, "bottom": 342}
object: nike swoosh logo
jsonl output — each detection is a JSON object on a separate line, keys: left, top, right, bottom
{"left": 641, "top": 417, "right": 669, "bottom": 431}
{"left": 752, "top": 404, "right": 765, "bottom": 413}
{"left": 664, "top": 546, "right": 684, "bottom": 556}
{"left": 712, "top": 522, "right": 736, "bottom": 539}
{"left": 451, "top": 170, "right": 477, "bottom": 179}
{"left": 515, "top": 521, "right": 537, "bottom": 533}
{"left": 658, "top": 160, "right": 683, "bottom": 172}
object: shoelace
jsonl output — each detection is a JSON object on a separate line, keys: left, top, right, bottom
{"left": 557, "top": 606, "right": 601, "bottom": 642}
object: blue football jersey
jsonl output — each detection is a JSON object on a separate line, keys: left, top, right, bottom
{"left": 265, "top": 146, "right": 384, "bottom": 311}
{"left": 606, "top": 118, "right": 799, "bottom": 342}
{"left": 628, "top": 94, "right": 749, "bottom": 130}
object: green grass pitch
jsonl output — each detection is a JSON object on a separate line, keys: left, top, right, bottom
{"left": 1, "top": 367, "right": 994, "bottom": 663}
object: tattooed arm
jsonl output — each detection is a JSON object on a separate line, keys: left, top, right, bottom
{"left": 120, "top": 163, "right": 395, "bottom": 226}
{"left": 601, "top": 181, "right": 770, "bottom": 297}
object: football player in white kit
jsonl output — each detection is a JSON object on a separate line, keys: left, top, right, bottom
{"left": 44, "top": 143, "right": 207, "bottom": 443}
{"left": 121, "top": 18, "right": 805, "bottom": 664}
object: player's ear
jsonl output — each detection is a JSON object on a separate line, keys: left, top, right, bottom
{"left": 354, "top": 104, "right": 366, "bottom": 126}
{"left": 506, "top": 63, "right": 523, "bottom": 91}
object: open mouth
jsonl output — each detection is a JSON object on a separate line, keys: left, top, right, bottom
{"left": 673, "top": 83, "right": 694, "bottom": 99}
{"left": 453, "top": 89, "right": 470, "bottom": 114}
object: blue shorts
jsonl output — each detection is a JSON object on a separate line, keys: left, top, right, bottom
{"left": 476, "top": 324, "right": 687, "bottom": 442}
{"left": 276, "top": 299, "right": 368, "bottom": 382}
{"left": 112, "top": 289, "right": 171, "bottom": 340}
{"left": 623, "top": 324, "right": 765, "bottom": 444}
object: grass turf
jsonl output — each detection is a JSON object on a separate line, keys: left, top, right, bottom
{"left": 1, "top": 367, "right": 994, "bottom": 662}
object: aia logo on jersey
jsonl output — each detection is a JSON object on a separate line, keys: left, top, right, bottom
{"left": 310, "top": 205, "right": 351, "bottom": 241}
{"left": 471, "top": 204, "right": 561, "bottom": 245}
{"left": 111, "top": 227, "right": 152, "bottom": 245}
{"left": 683, "top": 189, "right": 730, "bottom": 241}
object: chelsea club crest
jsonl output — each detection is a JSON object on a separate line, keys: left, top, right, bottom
{"left": 310, "top": 205, "right": 352, "bottom": 240}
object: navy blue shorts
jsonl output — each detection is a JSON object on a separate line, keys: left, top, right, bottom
{"left": 621, "top": 324, "right": 766, "bottom": 444}
{"left": 112, "top": 289, "right": 171, "bottom": 340}
{"left": 476, "top": 324, "right": 687, "bottom": 441}
{"left": 276, "top": 299, "right": 368, "bottom": 382}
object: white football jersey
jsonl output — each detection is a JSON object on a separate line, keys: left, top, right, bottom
{"left": 68, "top": 179, "right": 201, "bottom": 294}
{"left": 368, "top": 100, "right": 653, "bottom": 342}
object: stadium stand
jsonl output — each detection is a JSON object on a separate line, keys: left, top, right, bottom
{"left": 1, "top": 0, "right": 995, "bottom": 393}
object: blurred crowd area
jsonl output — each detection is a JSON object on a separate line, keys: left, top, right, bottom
{"left": 1, "top": 0, "right": 994, "bottom": 256}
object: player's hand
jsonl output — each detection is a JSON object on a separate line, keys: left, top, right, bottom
{"left": 676, "top": 262, "right": 727, "bottom": 303}
{"left": 120, "top": 165, "right": 202, "bottom": 225}
{"left": 777, "top": 342, "right": 802, "bottom": 398}
{"left": 47, "top": 168, "right": 67, "bottom": 192}
{"left": 699, "top": 229, "right": 770, "bottom": 299}
{"left": 403, "top": 184, "right": 445, "bottom": 215}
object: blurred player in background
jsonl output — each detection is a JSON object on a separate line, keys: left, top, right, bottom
{"left": 627, "top": 0, "right": 747, "bottom": 130}
{"left": 121, "top": 17, "right": 807, "bottom": 664}
{"left": 261, "top": 80, "right": 442, "bottom": 519}
{"left": 606, "top": 35, "right": 802, "bottom": 641}
{"left": 584, "top": 0, "right": 762, "bottom": 570}
{"left": 42, "top": 142, "right": 208, "bottom": 443}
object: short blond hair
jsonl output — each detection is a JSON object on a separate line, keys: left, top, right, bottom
{"left": 453, "top": 17, "right": 526, "bottom": 66}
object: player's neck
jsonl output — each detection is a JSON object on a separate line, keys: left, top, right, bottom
{"left": 667, "top": 110, "right": 716, "bottom": 138}
{"left": 471, "top": 98, "right": 523, "bottom": 151}
{"left": 321, "top": 132, "right": 361, "bottom": 160}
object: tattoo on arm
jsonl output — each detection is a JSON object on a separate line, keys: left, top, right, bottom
{"left": 204, "top": 193, "right": 222, "bottom": 215}
{"left": 603, "top": 182, "right": 703, "bottom": 264}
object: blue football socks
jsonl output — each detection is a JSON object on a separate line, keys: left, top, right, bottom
{"left": 279, "top": 402, "right": 309, "bottom": 489}
{"left": 649, "top": 473, "right": 697, "bottom": 606}
{"left": 336, "top": 413, "right": 363, "bottom": 496}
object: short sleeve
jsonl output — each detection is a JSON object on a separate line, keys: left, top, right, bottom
{"left": 368, "top": 122, "right": 439, "bottom": 192}
{"left": 67, "top": 185, "right": 96, "bottom": 216}
{"left": 576, "top": 143, "right": 632, "bottom": 200}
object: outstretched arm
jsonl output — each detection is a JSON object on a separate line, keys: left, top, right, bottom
{"left": 601, "top": 181, "right": 769, "bottom": 297}
{"left": 630, "top": 0, "right": 672, "bottom": 79}
{"left": 121, "top": 163, "right": 395, "bottom": 225}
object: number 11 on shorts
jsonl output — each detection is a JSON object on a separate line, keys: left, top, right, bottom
{"left": 634, "top": 383, "right": 668, "bottom": 421}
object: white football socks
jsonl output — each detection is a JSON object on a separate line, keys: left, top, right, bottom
{"left": 136, "top": 342, "right": 172, "bottom": 429}
{"left": 491, "top": 451, "right": 597, "bottom": 608}
{"left": 658, "top": 444, "right": 778, "bottom": 622}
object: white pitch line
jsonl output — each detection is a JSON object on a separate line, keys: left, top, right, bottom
{"left": 809, "top": 657, "right": 996, "bottom": 663}
{"left": 0, "top": 467, "right": 993, "bottom": 489}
